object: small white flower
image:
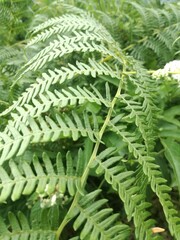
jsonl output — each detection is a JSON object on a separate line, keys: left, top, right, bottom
{"left": 153, "top": 60, "right": 180, "bottom": 86}
{"left": 50, "top": 194, "right": 57, "bottom": 206}
{"left": 40, "top": 198, "right": 51, "bottom": 208}
{"left": 164, "top": 60, "right": 180, "bottom": 81}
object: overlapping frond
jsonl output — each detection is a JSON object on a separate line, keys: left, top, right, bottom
{"left": 90, "top": 148, "right": 161, "bottom": 240}
{"left": 19, "top": 34, "right": 121, "bottom": 79}
{"left": 0, "top": 2, "right": 179, "bottom": 240}
{"left": 0, "top": 111, "right": 99, "bottom": 164}
{"left": 0, "top": 59, "right": 118, "bottom": 117}
{"left": 69, "top": 189, "right": 131, "bottom": 240}
{"left": 0, "top": 150, "right": 85, "bottom": 202}
{"left": 28, "top": 14, "right": 109, "bottom": 46}
{"left": 110, "top": 120, "right": 180, "bottom": 239}
{"left": 127, "top": 2, "right": 180, "bottom": 63}
{"left": 0, "top": 211, "right": 56, "bottom": 240}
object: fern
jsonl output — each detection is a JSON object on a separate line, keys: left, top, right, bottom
{"left": 0, "top": 1, "right": 180, "bottom": 240}
{"left": 0, "top": 59, "right": 115, "bottom": 117}
{"left": 110, "top": 120, "right": 180, "bottom": 239}
{"left": 0, "top": 111, "right": 99, "bottom": 163}
{"left": 0, "top": 211, "right": 56, "bottom": 240}
{"left": 90, "top": 148, "right": 160, "bottom": 240}
{"left": 68, "top": 190, "right": 131, "bottom": 240}
{"left": 0, "top": 151, "right": 85, "bottom": 202}
{"left": 127, "top": 2, "right": 180, "bottom": 64}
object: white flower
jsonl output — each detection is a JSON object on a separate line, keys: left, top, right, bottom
{"left": 152, "top": 60, "right": 180, "bottom": 86}
{"left": 163, "top": 60, "right": 180, "bottom": 81}
{"left": 50, "top": 194, "right": 57, "bottom": 206}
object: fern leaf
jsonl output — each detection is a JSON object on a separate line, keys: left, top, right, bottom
{"left": 0, "top": 59, "right": 118, "bottom": 117}
{"left": 20, "top": 34, "right": 121, "bottom": 78}
{"left": 28, "top": 13, "right": 111, "bottom": 46}
{"left": 31, "top": 13, "right": 87, "bottom": 34}
{"left": 0, "top": 111, "right": 98, "bottom": 164}
{"left": 0, "top": 211, "right": 56, "bottom": 240}
{"left": 91, "top": 148, "right": 159, "bottom": 240}
{"left": 110, "top": 121, "right": 180, "bottom": 239}
{"left": 69, "top": 189, "right": 131, "bottom": 240}
{"left": 14, "top": 84, "right": 109, "bottom": 120}
{"left": 0, "top": 151, "right": 85, "bottom": 202}
{"left": 119, "top": 93, "right": 153, "bottom": 152}
{"left": 127, "top": 2, "right": 180, "bottom": 62}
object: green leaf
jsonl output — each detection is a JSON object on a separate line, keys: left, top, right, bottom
{"left": 161, "top": 138, "right": 180, "bottom": 193}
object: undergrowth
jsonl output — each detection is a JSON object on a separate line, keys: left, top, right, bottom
{"left": 0, "top": 0, "right": 179, "bottom": 239}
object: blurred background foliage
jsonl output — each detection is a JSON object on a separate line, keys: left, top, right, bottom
{"left": 0, "top": 0, "right": 179, "bottom": 239}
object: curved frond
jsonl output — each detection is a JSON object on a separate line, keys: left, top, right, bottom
{"left": 91, "top": 148, "right": 160, "bottom": 240}
{"left": 110, "top": 121, "right": 180, "bottom": 239}
{"left": 0, "top": 59, "right": 119, "bottom": 117}
{"left": 0, "top": 111, "right": 99, "bottom": 164}
{"left": 0, "top": 211, "right": 56, "bottom": 240}
{"left": 9, "top": 84, "right": 110, "bottom": 122}
{"left": 20, "top": 34, "right": 121, "bottom": 78}
{"left": 69, "top": 189, "right": 131, "bottom": 240}
{"left": 28, "top": 13, "right": 111, "bottom": 46}
{"left": 0, "top": 150, "right": 85, "bottom": 202}
{"left": 127, "top": 2, "right": 180, "bottom": 63}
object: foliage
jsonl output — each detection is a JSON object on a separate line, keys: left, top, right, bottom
{"left": 0, "top": 0, "right": 180, "bottom": 240}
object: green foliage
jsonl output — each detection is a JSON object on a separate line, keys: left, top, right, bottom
{"left": 0, "top": 1, "right": 180, "bottom": 240}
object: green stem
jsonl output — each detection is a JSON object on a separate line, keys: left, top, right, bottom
{"left": 55, "top": 69, "right": 125, "bottom": 240}
{"left": 122, "top": 37, "right": 148, "bottom": 52}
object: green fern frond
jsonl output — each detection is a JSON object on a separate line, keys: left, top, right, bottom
{"left": 28, "top": 14, "right": 109, "bottom": 46}
{"left": 91, "top": 148, "right": 160, "bottom": 240}
{"left": 0, "top": 2, "right": 179, "bottom": 240}
{"left": 0, "top": 211, "right": 56, "bottom": 240}
{"left": 0, "top": 150, "right": 86, "bottom": 202}
{"left": 0, "top": 46, "right": 20, "bottom": 64}
{"left": 126, "top": 65, "right": 159, "bottom": 151}
{"left": 0, "top": 59, "right": 119, "bottom": 117}
{"left": 110, "top": 121, "right": 180, "bottom": 239}
{"left": 0, "top": 111, "right": 99, "bottom": 164}
{"left": 119, "top": 93, "right": 153, "bottom": 152}
{"left": 30, "top": 3, "right": 87, "bottom": 35}
{"left": 69, "top": 189, "right": 131, "bottom": 240}
{"left": 140, "top": 155, "right": 180, "bottom": 239}
{"left": 9, "top": 84, "right": 110, "bottom": 121}
{"left": 125, "top": 2, "right": 180, "bottom": 63}
{"left": 30, "top": 13, "right": 90, "bottom": 35}
{"left": 20, "top": 35, "right": 121, "bottom": 79}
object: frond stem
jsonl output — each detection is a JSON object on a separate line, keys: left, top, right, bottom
{"left": 55, "top": 68, "right": 125, "bottom": 240}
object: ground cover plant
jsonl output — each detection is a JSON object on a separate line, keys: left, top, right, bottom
{"left": 0, "top": 0, "right": 180, "bottom": 239}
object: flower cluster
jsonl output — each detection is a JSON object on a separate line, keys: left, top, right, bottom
{"left": 39, "top": 184, "right": 69, "bottom": 208}
{"left": 153, "top": 60, "right": 180, "bottom": 85}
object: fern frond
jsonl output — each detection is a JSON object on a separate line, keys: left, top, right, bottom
{"left": 20, "top": 34, "right": 121, "bottom": 78}
{"left": 91, "top": 148, "right": 159, "bottom": 240}
{"left": 110, "top": 121, "right": 180, "bottom": 239}
{"left": 127, "top": 64, "right": 159, "bottom": 151}
{"left": 10, "top": 84, "right": 110, "bottom": 122}
{"left": 0, "top": 150, "right": 85, "bottom": 202}
{"left": 28, "top": 13, "right": 111, "bottom": 46}
{"left": 119, "top": 93, "right": 153, "bottom": 152}
{"left": 0, "top": 111, "right": 99, "bottom": 164}
{"left": 126, "top": 2, "right": 180, "bottom": 63}
{"left": 30, "top": 5, "right": 87, "bottom": 35}
{"left": 0, "top": 46, "right": 20, "bottom": 63}
{"left": 69, "top": 189, "right": 131, "bottom": 240}
{"left": 30, "top": 13, "right": 90, "bottom": 35}
{"left": 0, "top": 59, "right": 119, "bottom": 117}
{"left": 0, "top": 211, "right": 56, "bottom": 240}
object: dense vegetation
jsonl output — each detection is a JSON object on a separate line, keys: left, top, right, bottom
{"left": 0, "top": 0, "right": 179, "bottom": 239}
